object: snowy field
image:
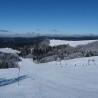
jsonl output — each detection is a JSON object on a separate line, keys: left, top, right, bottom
{"left": 0, "top": 56, "right": 98, "bottom": 98}
{"left": 50, "top": 39, "right": 98, "bottom": 47}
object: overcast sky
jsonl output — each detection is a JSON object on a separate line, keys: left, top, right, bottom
{"left": 0, "top": 0, "right": 98, "bottom": 35}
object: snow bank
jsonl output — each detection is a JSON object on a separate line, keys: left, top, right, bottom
{"left": 0, "top": 48, "right": 20, "bottom": 53}
{"left": 50, "top": 39, "right": 98, "bottom": 47}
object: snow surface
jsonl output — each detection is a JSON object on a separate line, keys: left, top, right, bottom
{"left": 0, "top": 48, "right": 20, "bottom": 53}
{"left": 50, "top": 39, "right": 98, "bottom": 47}
{"left": 0, "top": 56, "right": 98, "bottom": 98}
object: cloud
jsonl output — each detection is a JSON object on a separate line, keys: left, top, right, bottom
{"left": 36, "top": 29, "right": 41, "bottom": 32}
{"left": 0, "top": 30, "right": 9, "bottom": 32}
{"left": 51, "top": 29, "right": 61, "bottom": 33}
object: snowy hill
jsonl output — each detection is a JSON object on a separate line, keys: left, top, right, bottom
{"left": 50, "top": 39, "right": 98, "bottom": 47}
{"left": 0, "top": 48, "right": 20, "bottom": 53}
{"left": 0, "top": 56, "right": 98, "bottom": 98}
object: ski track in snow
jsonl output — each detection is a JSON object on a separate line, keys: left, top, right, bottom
{"left": 0, "top": 56, "right": 98, "bottom": 98}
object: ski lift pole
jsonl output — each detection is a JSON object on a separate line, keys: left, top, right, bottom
{"left": 17, "top": 58, "right": 20, "bottom": 86}
{"left": 18, "top": 66, "right": 20, "bottom": 86}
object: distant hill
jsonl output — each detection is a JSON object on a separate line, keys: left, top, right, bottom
{"left": 0, "top": 29, "right": 98, "bottom": 40}
{"left": 0, "top": 35, "right": 98, "bottom": 49}
{"left": 0, "top": 30, "right": 98, "bottom": 48}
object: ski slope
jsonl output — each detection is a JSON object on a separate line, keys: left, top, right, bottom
{"left": 50, "top": 39, "right": 98, "bottom": 47}
{"left": 0, "top": 56, "right": 98, "bottom": 98}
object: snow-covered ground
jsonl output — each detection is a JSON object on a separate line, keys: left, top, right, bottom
{"left": 50, "top": 39, "right": 98, "bottom": 47}
{"left": 0, "top": 56, "right": 98, "bottom": 98}
{"left": 0, "top": 48, "right": 20, "bottom": 53}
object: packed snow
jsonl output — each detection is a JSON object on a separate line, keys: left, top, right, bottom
{"left": 50, "top": 39, "right": 98, "bottom": 47}
{"left": 0, "top": 56, "right": 98, "bottom": 98}
{"left": 0, "top": 48, "right": 20, "bottom": 53}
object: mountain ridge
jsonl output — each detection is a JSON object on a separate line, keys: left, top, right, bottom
{"left": 0, "top": 30, "right": 98, "bottom": 40}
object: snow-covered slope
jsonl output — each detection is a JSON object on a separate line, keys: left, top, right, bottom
{"left": 50, "top": 39, "right": 98, "bottom": 47}
{"left": 0, "top": 48, "right": 20, "bottom": 53}
{"left": 0, "top": 56, "right": 98, "bottom": 98}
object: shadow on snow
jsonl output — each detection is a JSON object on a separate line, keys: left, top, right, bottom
{"left": 0, "top": 75, "right": 27, "bottom": 87}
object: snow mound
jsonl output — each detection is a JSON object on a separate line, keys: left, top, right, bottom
{"left": 0, "top": 48, "right": 20, "bottom": 53}
{"left": 50, "top": 39, "right": 98, "bottom": 47}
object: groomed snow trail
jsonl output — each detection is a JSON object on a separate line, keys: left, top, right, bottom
{"left": 0, "top": 57, "right": 98, "bottom": 98}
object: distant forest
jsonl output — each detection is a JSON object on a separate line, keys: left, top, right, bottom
{"left": 0, "top": 36, "right": 98, "bottom": 49}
